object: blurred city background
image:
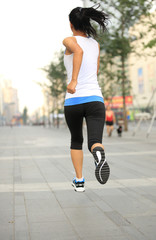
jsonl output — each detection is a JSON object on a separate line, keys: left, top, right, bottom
{"left": 0, "top": 0, "right": 156, "bottom": 131}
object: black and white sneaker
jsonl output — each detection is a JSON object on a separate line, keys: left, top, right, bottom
{"left": 92, "top": 147, "right": 110, "bottom": 184}
{"left": 72, "top": 177, "right": 85, "bottom": 192}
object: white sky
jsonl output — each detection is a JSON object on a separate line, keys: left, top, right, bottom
{"left": 0, "top": 0, "right": 82, "bottom": 114}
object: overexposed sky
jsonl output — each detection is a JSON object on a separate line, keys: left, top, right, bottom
{"left": 0, "top": 0, "right": 82, "bottom": 114}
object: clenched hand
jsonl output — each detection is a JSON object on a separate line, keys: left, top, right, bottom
{"left": 67, "top": 80, "right": 77, "bottom": 94}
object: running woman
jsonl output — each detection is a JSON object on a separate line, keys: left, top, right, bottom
{"left": 63, "top": 5, "right": 110, "bottom": 192}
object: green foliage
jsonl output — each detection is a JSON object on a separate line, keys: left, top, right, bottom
{"left": 43, "top": 51, "right": 67, "bottom": 99}
{"left": 144, "top": 39, "right": 156, "bottom": 48}
{"left": 144, "top": 15, "right": 156, "bottom": 49}
{"left": 42, "top": 51, "right": 67, "bottom": 127}
{"left": 96, "top": 29, "right": 132, "bottom": 101}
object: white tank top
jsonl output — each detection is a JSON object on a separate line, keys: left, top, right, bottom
{"left": 64, "top": 36, "right": 103, "bottom": 106}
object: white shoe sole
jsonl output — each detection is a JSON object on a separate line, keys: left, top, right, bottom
{"left": 72, "top": 183, "right": 85, "bottom": 192}
{"left": 93, "top": 149, "right": 110, "bottom": 184}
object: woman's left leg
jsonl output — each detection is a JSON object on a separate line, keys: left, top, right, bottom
{"left": 71, "top": 149, "right": 83, "bottom": 179}
{"left": 64, "top": 104, "right": 84, "bottom": 179}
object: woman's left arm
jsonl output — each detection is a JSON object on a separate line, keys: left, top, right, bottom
{"left": 63, "top": 37, "right": 83, "bottom": 94}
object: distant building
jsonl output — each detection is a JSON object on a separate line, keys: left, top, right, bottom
{"left": 129, "top": 11, "right": 156, "bottom": 110}
{"left": 0, "top": 78, "right": 4, "bottom": 125}
{"left": 0, "top": 79, "right": 19, "bottom": 125}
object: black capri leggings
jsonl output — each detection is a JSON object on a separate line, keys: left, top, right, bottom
{"left": 64, "top": 101, "right": 105, "bottom": 152}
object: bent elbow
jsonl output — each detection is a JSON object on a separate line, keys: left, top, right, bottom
{"left": 76, "top": 47, "right": 83, "bottom": 56}
{"left": 78, "top": 49, "right": 83, "bottom": 58}
{"left": 79, "top": 48, "right": 83, "bottom": 55}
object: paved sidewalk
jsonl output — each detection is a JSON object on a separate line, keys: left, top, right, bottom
{"left": 0, "top": 125, "right": 156, "bottom": 240}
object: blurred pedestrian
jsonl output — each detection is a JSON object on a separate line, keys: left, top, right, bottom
{"left": 106, "top": 105, "right": 116, "bottom": 137}
{"left": 63, "top": 4, "right": 110, "bottom": 192}
{"left": 117, "top": 125, "right": 122, "bottom": 137}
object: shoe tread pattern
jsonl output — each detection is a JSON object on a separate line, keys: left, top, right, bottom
{"left": 93, "top": 149, "right": 110, "bottom": 184}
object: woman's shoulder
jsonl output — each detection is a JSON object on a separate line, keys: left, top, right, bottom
{"left": 89, "top": 38, "right": 100, "bottom": 50}
{"left": 89, "top": 37, "right": 99, "bottom": 44}
{"left": 63, "top": 36, "right": 77, "bottom": 44}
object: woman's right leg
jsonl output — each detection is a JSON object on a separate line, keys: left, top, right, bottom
{"left": 85, "top": 101, "right": 105, "bottom": 152}
{"left": 85, "top": 101, "right": 110, "bottom": 184}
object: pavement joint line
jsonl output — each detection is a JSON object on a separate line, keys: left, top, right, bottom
{"left": 0, "top": 141, "right": 141, "bottom": 149}
{"left": 0, "top": 150, "right": 156, "bottom": 160}
{"left": 13, "top": 154, "right": 15, "bottom": 240}
{"left": 0, "top": 178, "right": 155, "bottom": 192}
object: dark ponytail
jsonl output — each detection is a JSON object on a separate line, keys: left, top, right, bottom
{"left": 69, "top": 4, "right": 108, "bottom": 37}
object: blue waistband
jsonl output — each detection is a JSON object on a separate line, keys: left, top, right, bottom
{"left": 64, "top": 96, "right": 104, "bottom": 106}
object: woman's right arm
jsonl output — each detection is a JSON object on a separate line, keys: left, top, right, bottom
{"left": 63, "top": 37, "right": 83, "bottom": 94}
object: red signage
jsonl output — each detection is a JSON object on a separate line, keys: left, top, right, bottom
{"left": 104, "top": 96, "right": 133, "bottom": 108}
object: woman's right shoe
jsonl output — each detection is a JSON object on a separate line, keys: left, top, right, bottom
{"left": 92, "top": 147, "right": 110, "bottom": 184}
{"left": 72, "top": 177, "right": 85, "bottom": 192}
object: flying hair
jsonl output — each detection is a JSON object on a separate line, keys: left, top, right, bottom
{"left": 69, "top": 3, "right": 109, "bottom": 37}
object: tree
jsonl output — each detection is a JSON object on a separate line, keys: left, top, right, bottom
{"left": 142, "top": 11, "right": 156, "bottom": 53}
{"left": 97, "top": 31, "right": 131, "bottom": 103}
{"left": 91, "top": 0, "right": 154, "bottom": 130}
{"left": 23, "top": 107, "right": 28, "bottom": 125}
{"left": 43, "top": 51, "right": 67, "bottom": 128}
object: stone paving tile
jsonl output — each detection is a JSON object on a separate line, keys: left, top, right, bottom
{"left": 15, "top": 215, "right": 29, "bottom": 236}
{"left": 119, "top": 187, "right": 156, "bottom": 210}
{"left": 102, "top": 194, "right": 151, "bottom": 216}
{"left": 0, "top": 224, "right": 14, "bottom": 240}
{"left": 14, "top": 193, "right": 27, "bottom": 218}
{"left": 25, "top": 197, "right": 60, "bottom": 210}
{"left": 0, "top": 209, "right": 14, "bottom": 225}
{"left": 63, "top": 206, "right": 128, "bottom": 239}
{"left": 92, "top": 200, "right": 114, "bottom": 212}
{"left": 20, "top": 159, "right": 37, "bottom": 168}
{"left": 81, "top": 237, "right": 129, "bottom": 240}
{"left": 138, "top": 186, "right": 156, "bottom": 196}
{"left": 105, "top": 211, "right": 131, "bottom": 226}
{"left": 54, "top": 190, "right": 95, "bottom": 208}
{"left": 121, "top": 225, "right": 148, "bottom": 240}
{"left": 127, "top": 215, "right": 156, "bottom": 240}
{"left": 0, "top": 196, "right": 13, "bottom": 211}
{"left": 15, "top": 231, "right": 30, "bottom": 240}
{"left": 113, "top": 157, "right": 156, "bottom": 178}
{"left": 15, "top": 204, "right": 26, "bottom": 217}
{"left": 29, "top": 221, "right": 80, "bottom": 240}
{"left": 24, "top": 191, "right": 55, "bottom": 200}
{"left": 142, "top": 193, "right": 156, "bottom": 203}
{"left": 26, "top": 199, "right": 67, "bottom": 223}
